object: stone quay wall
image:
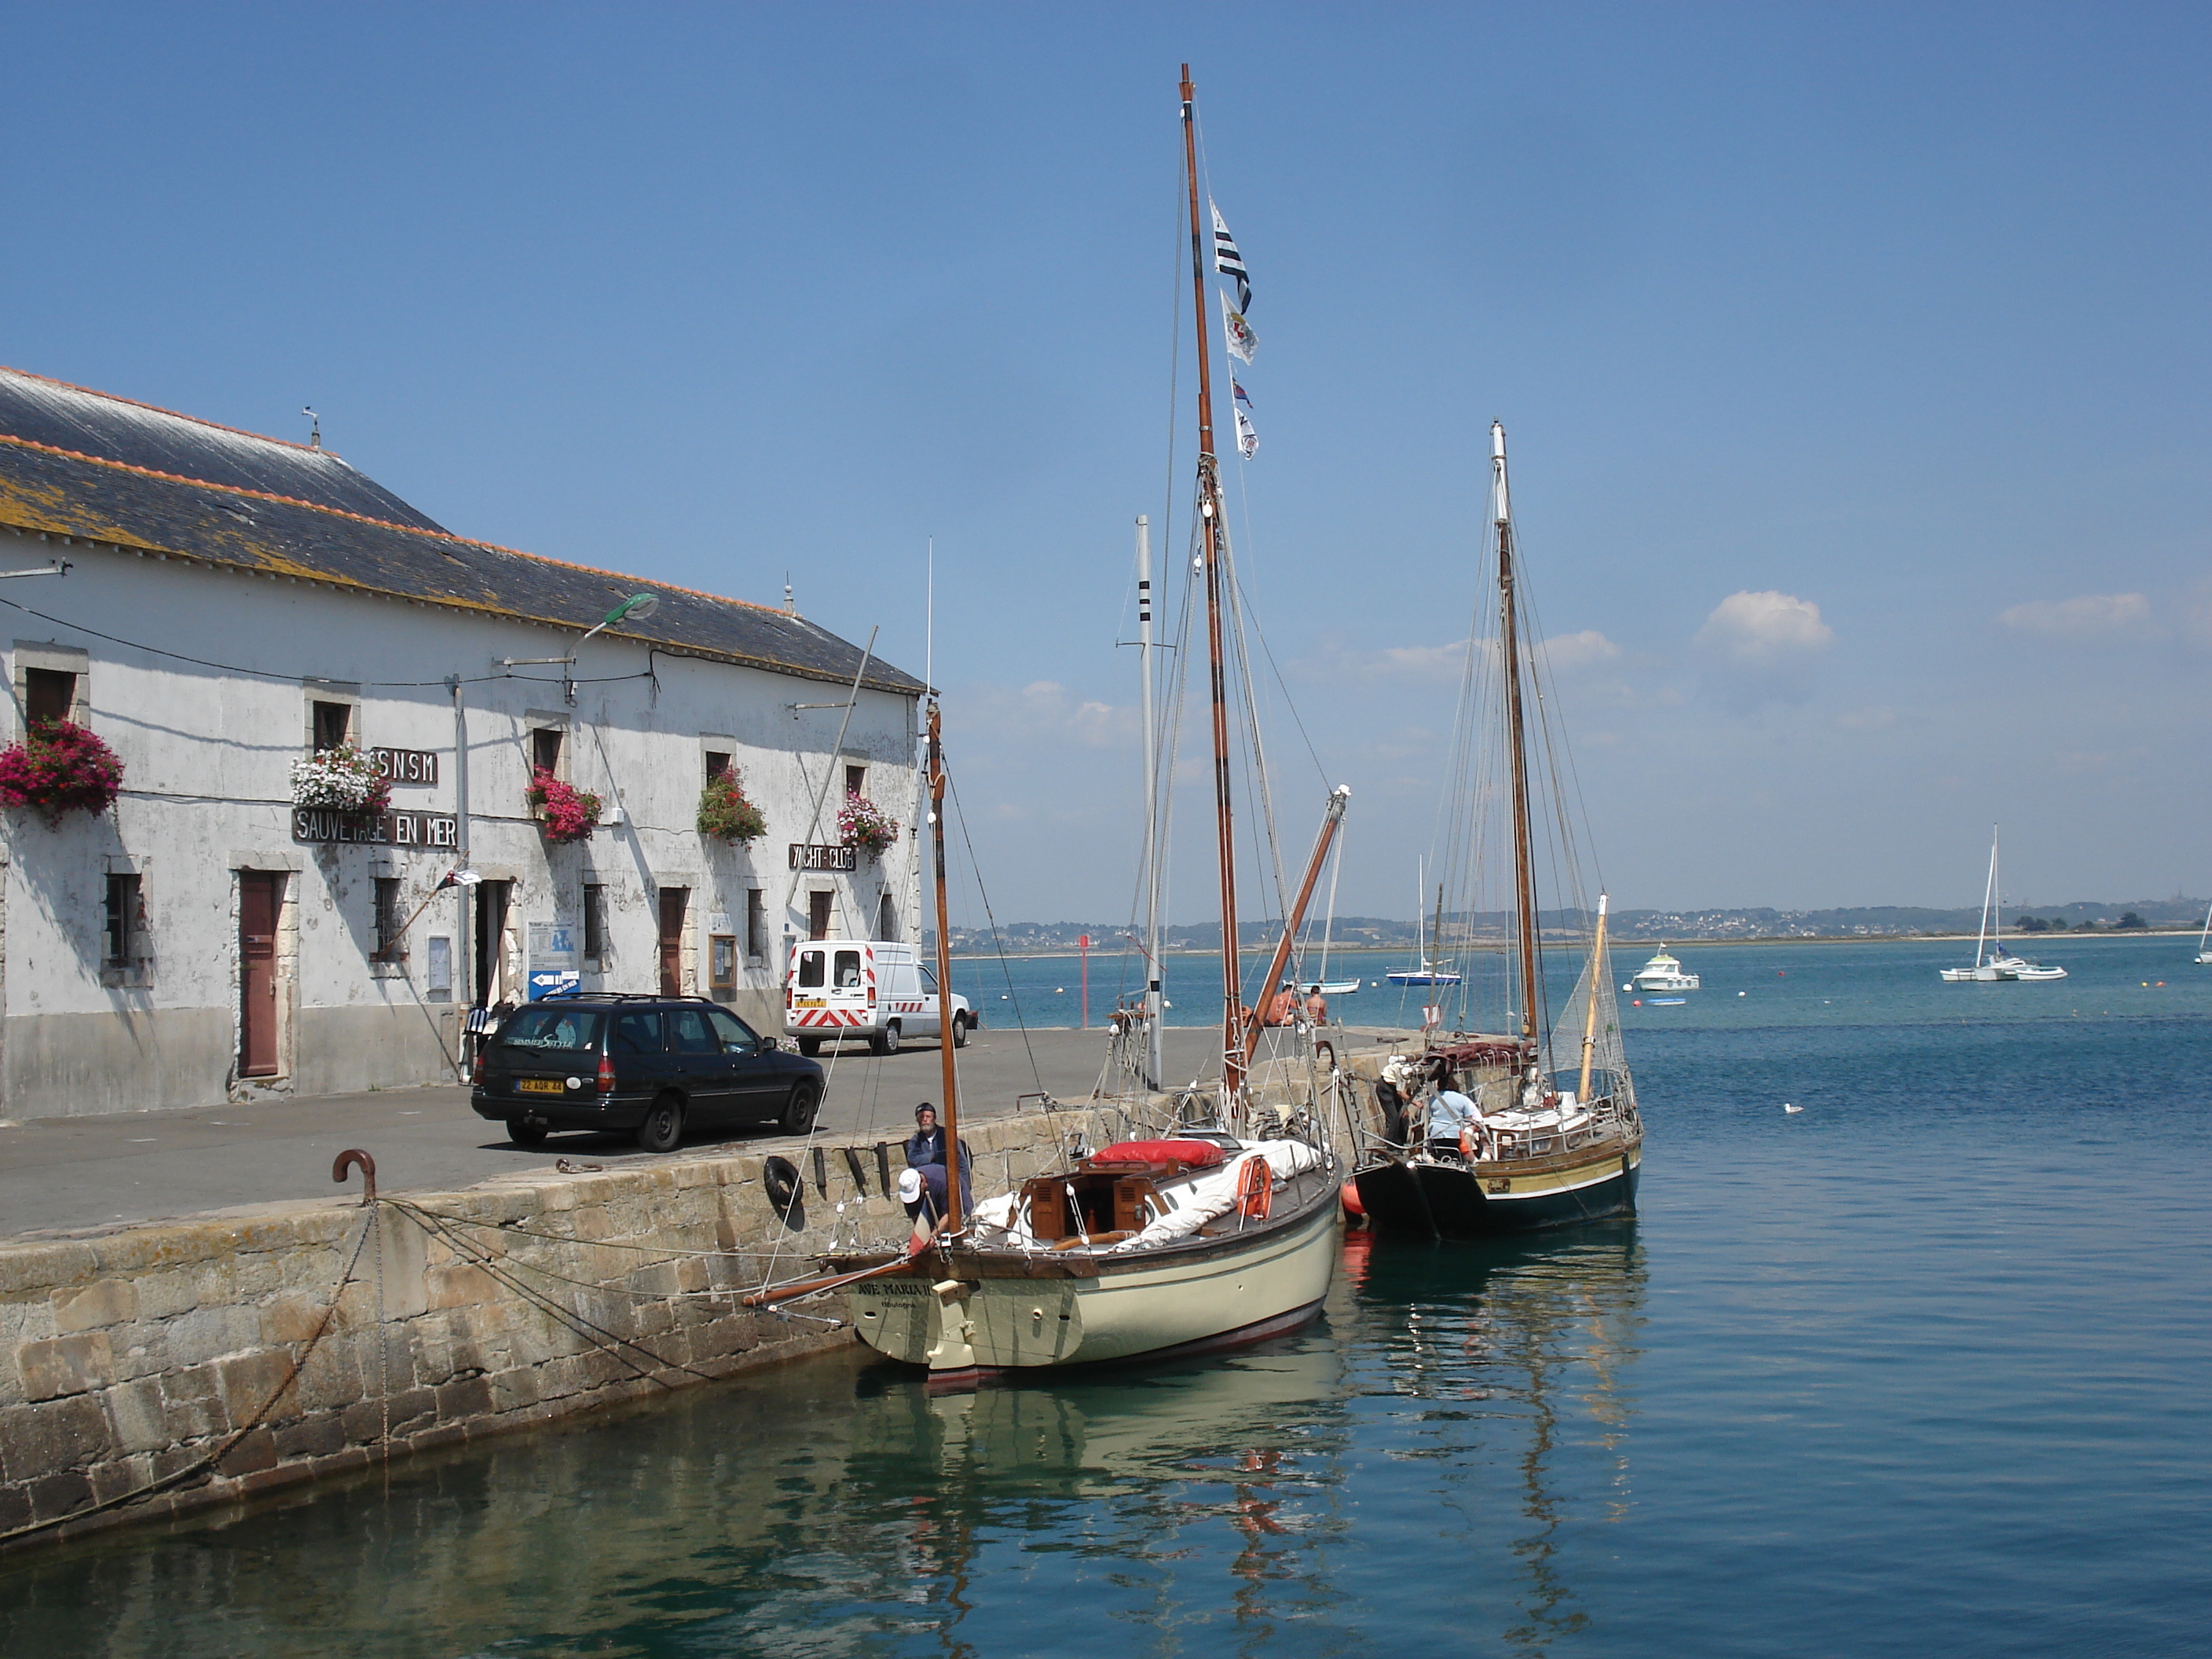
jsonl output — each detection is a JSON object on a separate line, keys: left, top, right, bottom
{"left": 0, "top": 1104, "right": 1116, "bottom": 1550}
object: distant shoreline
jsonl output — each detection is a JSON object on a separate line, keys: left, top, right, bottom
{"left": 944, "top": 930, "right": 2199, "bottom": 961}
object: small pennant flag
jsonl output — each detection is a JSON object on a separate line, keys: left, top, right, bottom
{"left": 1221, "top": 292, "right": 1257, "bottom": 364}
{"left": 1233, "top": 379, "right": 1254, "bottom": 408}
{"left": 1210, "top": 200, "right": 1251, "bottom": 313}
{"left": 1235, "top": 406, "right": 1259, "bottom": 460}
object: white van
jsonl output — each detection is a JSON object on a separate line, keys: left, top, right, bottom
{"left": 785, "top": 939, "right": 976, "bottom": 1057}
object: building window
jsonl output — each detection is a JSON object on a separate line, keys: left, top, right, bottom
{"left": 312, "top": 700, "right": 353, "bottom": 752}
{"left": 845, "top": 764, "right": 866, "bottom": 798}
{"left": 705, "top": 749, "right": 731, "bottom": 785}
{"left": 583, "top": 883, "right": 606, "bottom": 962}
{"left": 531, "top": 727, "right": 564, "bottom": 777}
{"left": 373, "top": 877, "right": 406, "bottom": 960}
{"left": 808, "top": 890, "right": 833, "bottom": 941}
{"left": 26, "top": 668, "right": 77, "bottom": 729}
{"left": 104, "top": 873, "right": 141, "bottom": 965}
{"left": 746, "top": 888, "right": 767, "bottom": 965}
{"left": 877, "top": 892, "right": 896, "bottom": 941}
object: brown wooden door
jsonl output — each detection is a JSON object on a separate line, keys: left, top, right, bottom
{"left": 239, "top": 873, "right": 281, "bottom": 1077}
{"left": 808, "top": 891, "right": 832, "bottom": 941}
{"left": 658, "top": 888, "right": 687, "bottom": 996}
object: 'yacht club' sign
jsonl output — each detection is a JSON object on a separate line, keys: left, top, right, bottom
{"left": 295, "top": 809, "right": 460, "bottom": 847}
{"left": 788, "top": 842, "right": 858, "bottom": 871}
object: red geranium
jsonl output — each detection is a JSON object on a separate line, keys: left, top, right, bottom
{"left": 0, "top": 720, "right": 125, "bottom": 826}
{"left": 526, "top": 767, "right": 601, "bottom": 844}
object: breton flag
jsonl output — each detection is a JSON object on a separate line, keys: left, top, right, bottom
{"left": 1221, "top": 292, "right": 1257, "bottom": 364}
{"left": 1232, "top": 379, "right": 1254, "bottom": 408}
{"left": 1210, "top": 200, "right": 1251, "bottom": 313}
{"left": 1236, "top": 406, "right": 1259, "bottom": 460}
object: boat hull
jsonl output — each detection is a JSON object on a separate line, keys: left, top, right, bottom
{"left": 1355, "top": 1141, "right": 1639, "bottom": 1240}
{"left": 847, "top": 1181, "right": 1343, "bottom": 1373}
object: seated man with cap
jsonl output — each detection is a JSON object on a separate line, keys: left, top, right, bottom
{"left": 900, "top": 1102, "right": 973, "bottom": 1229}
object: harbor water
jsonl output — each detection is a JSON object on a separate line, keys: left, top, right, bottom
{"left": 5, "top": 936, "right": 2207, "bottom": 1655}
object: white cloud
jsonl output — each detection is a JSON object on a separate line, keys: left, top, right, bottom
{"left": 1996, "top": 592, "right": 2151, "bottom": 640}
{"left": 1694, "top": 590, "right": 1835, "bottom": 664}
{"left": 1693, "top": 590, "right": 1833, "bottom": 710}
{"left": 1540, "top": 628, "right": 1623, "bottom": 672}
{"left": 958, "top": 679, "right": 1133, "bottom": 753}
{"left": 1835, "top": 705, "right": 1898, "bottom": 731}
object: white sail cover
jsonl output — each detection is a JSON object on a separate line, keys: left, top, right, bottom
{"left": 1544, "top": 940, "right": 1636, "bottom": 1111}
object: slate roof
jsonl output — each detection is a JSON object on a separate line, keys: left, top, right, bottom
{"left": 0, "top": 367, "right": 925, "bottom": 697}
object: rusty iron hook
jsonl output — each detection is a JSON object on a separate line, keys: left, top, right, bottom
{"left": 332, "top": 1148, "right": 378, "bottom": 1206}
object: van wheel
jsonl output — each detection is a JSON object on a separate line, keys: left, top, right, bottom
{"left": 507, "top": 1119, "right": 548, "bottom": 1148}
{"left": 797, "top": 1036, "right": 821, "bottom": 1057}
{"left": 635, "top": 1093, "right": 684, "bottom": 1154}
{"left": 950, "top": 1015, "right": 970, "bottom": 1049}
{"left": 782, "top": 1082, "right": 819, "bottom": 1135}
{"left": 872, "top": 1022, "right": 902, "bottom": 1057}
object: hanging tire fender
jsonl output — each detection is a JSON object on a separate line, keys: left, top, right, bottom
{"left": 763, "top": 1155, "right": 802, "bottom": 1218}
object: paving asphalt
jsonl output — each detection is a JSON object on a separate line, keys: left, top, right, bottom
{"left": 0, "top": 1024, "right": 1282, "bottom": 1243}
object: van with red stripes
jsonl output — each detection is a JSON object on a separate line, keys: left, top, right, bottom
{"left": 785, "top": 939, "right": 976, "bottom": 1057}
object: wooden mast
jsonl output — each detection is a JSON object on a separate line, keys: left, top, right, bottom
{"left": 1181, "top": 64, "right": 1247, "bottom": 1101}
{"left": 1494, "top": 420, "right": 1543, "bottom": 1068}
{"left": 927, "top": 701, "right": 961, "bottom": 1228}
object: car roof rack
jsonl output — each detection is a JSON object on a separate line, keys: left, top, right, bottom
{"left": 537, "top": 989, "right": 726, "bottom": 1007}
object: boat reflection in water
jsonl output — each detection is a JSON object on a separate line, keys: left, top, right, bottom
{"left": 1342, "top": 1222, "right": 1648, "bottom": 1650}
{"left": 0, "top": 1232, "right": 1646, "bottom": 1658}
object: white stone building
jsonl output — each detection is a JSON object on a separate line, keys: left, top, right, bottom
{"left": 0, "top": 367, "right": 925, "bottom": 1119}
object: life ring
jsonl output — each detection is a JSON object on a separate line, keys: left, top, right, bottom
{"left": 762, "top": 1155, "right": 802, "bottom": 1217}
{"left": 1236, "top": 1155, "right": 1274, "bottom": 1220}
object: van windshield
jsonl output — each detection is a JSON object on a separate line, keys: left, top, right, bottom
{"left": 797, "top": 950, "right": 826, "bottom": 988}
{"left": 496, "top": 1006, "right": 605, "bottom": 1052}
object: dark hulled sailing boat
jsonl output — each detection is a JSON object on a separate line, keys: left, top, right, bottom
{"left": 1352, "top": 423, "right": 1644, "bottom": 1237}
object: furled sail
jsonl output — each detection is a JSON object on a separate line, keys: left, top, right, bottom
{"left": 1544, "top": 938, "right": 1635, "bottom": 1111}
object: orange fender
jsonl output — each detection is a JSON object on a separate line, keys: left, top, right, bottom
{"left": 1339, "top": 1179, "right": 1366, "bottom": 1218}
{"left": 1236, "top": 1155, "right": 1275, "bottom": 1220}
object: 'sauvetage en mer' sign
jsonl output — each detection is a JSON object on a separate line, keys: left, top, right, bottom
{"left": 294, "top": 810, "right": 460, "bottom": 847}
{"left": 788, "top": 842, "right": 857, "bottom": 871}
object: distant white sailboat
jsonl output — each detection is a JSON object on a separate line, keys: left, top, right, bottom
{"left": 1386, "top": 856, "right": 1461, "bottom": 987}
{"left": 1940, "top": 828, "right": 2067, "bottom": 983}
{"left": 2195, "top": 899, "right": 2212, "bottom": 965}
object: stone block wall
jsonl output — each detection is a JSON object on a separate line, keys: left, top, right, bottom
{"left": 0, "top": 1104, "right": 1113, "bottom": 1550}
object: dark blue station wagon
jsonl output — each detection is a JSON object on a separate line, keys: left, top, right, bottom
{"left": 470, "top": 993, "right": 823, "bottom": 1152}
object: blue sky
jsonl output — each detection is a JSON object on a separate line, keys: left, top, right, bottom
{"left": 6, "top": 4, "right": 2208, "bottom": 924}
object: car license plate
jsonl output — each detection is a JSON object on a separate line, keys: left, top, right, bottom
{"left": 793, "top": 998, "right": 823, "bottom": 1009}
{"left": 516, "top": 1078, "right": 565, "bottom": 1095}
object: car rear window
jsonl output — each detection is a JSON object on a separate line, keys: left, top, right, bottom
{"left": 496, "top": 1006, "right": 605, "bottom": 1051}
{"left": 834, "top": 950, "right": 862, "bottom": 988}
{"left": 797, "top": 950, "right": 825, "bottom": 988}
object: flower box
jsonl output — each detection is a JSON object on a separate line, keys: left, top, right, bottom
{"left": 838, "top": 792, "right": 899, "bottom": 856}
{"left": 290, "top": 743, "right": 393, "bottom": 820}
{"left": 526, "top": 767, "right": 601, "bottom": 844}
{"left": 0, "top": 720, "right": 124, "bottom": 826}
{"left": 698, "top": 770, "right": 767, "bottom": 844}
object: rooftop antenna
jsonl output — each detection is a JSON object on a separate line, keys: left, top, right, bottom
{"left": 302, "top": 407, "right": 320, "bottom": 450}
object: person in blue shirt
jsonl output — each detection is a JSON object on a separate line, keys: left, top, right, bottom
{"left": 902, "top": 1103, "right": 972, "bottom": 1223}
{"left": 1425, "top": 1086, "right": 1481, "bottom": 1158}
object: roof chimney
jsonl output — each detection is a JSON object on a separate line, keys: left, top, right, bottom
{"left": 302, "top": 406, "right": 321, "bottom": 450}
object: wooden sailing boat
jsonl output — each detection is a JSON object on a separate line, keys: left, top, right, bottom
{"left": 787, "top": 67, "right": 1346, "bottom": 1377}
{"left": 1352, "top": 423, "right": 1644, "bottom": 1237}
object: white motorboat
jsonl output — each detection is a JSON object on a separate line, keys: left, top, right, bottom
{"left": 1940, "top": 829, "right": 2066, "bottom": 983}
{"left": 1629, "top": 947, "right": 1700, "bottom": 992}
